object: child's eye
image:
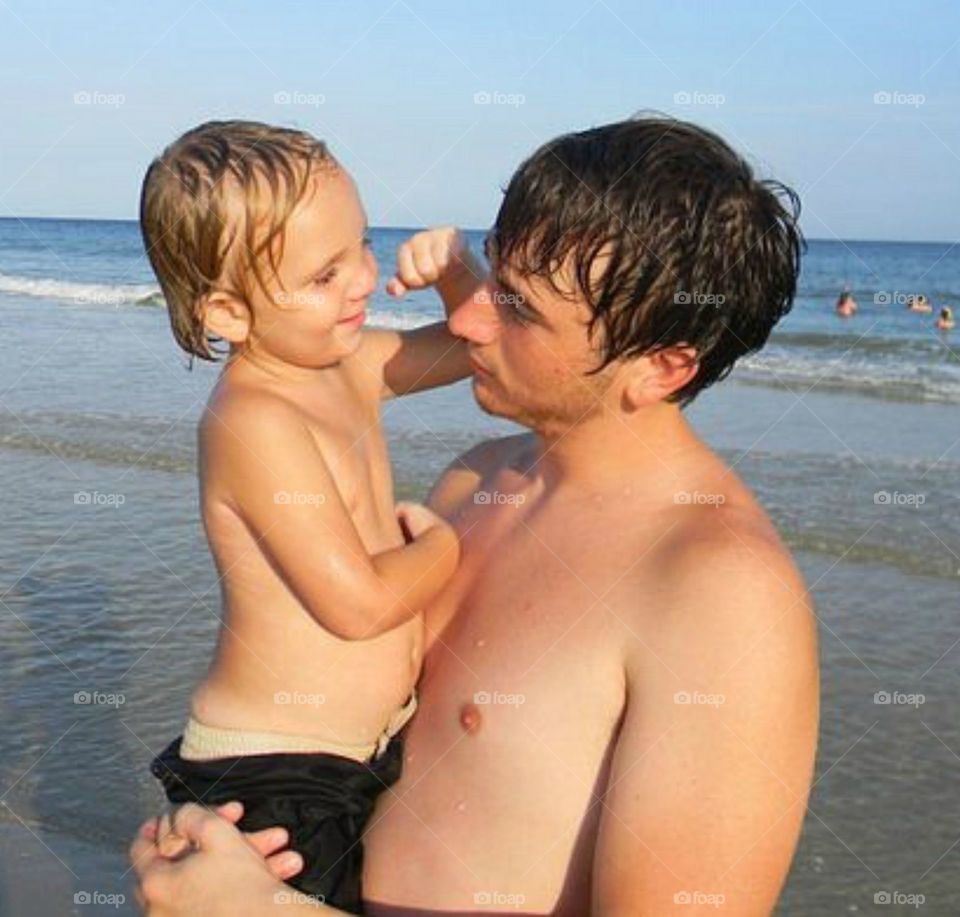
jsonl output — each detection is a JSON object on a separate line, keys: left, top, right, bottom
{"left": 314, "top": 268, "right": 337, "bottom": 286}
{"left": 362, "top": 235, "right": 373, "bottom": 248}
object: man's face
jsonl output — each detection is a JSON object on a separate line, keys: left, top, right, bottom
{"left": 448, "top": 244, "right": 618, "bottom": 431}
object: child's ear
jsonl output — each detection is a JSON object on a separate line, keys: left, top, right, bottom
{"left": 200, "top": 292, "right": 251, "bottom": 345}
{"left": 622, "top": 345, "right": 699, "bottom": 409}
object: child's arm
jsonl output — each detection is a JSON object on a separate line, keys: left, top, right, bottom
{"left": 207, "top": 395, "right": 459, "bottom": 641}
{"left": 356, "top": 227, "right": 489, "bottom": 399}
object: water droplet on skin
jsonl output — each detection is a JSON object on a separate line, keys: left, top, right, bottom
{"left": 406, "top": 753, "right": 415, "bottom": 763}
{"left": 455, "top": 800, "right": 467, "bottom": 812}
{"left": 475, "top": 638, "right": 486, "bottom": 648}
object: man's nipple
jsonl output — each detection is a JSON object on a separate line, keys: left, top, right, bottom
{"left": 459, "top": 701, "right": 483, "bottom": 734}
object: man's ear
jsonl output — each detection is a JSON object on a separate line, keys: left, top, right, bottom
{"left": 622, "top": 345, "right": 699, "bottom": 409}
{"left": 200, "top": 292, "right": 252, "bottom": 346}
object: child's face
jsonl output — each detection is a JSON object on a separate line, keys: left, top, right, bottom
{"left": 241, "top": 167, "right": 377, "bottom": 368}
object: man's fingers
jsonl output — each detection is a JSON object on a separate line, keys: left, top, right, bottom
{"left": 266, "top": 849, "right": 305, "bottom": 881}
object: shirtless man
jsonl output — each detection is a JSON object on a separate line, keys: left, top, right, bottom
{"left": 132, "top": 116, "right": 819, "bottom": 916}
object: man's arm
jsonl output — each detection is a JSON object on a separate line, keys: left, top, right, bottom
{"left": 206, "top": 393, "right": 458, "bottom": 640}
{"left": 591, "top": 532, "right": 819, "bottom": 915}
{"left": 354, "top": 227, "right": 488, "bottom": 398}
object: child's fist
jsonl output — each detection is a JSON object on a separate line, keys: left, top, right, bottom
{"left": 396, "top": 501, "right": 448, "bottom": 542}
{"left": 387, "top": 227, "right": 469, "bottom": 298}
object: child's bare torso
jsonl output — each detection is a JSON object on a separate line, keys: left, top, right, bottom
{"left": 190, "top": 357, "right": 423, "bottom": 747}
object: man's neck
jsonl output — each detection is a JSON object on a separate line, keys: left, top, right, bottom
{"left": 530, "top": 401, "right": 707, "bottom": 495}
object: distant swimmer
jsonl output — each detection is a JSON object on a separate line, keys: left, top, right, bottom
{"left": 935, "top": 306, "right": 955, "bottom": 330}
{"left": 835, "top": 291, "right": 857, "bottom": 317}
{"left": 907, "top": 294, "right": 933, "bottom": 313}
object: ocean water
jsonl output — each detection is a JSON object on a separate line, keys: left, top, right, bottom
{"left": 0, "top": 218, "right": 958, "bottom": 914}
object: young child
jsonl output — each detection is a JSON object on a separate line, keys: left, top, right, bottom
{"left": 139, "top": 120, "right": 485, "bottom": 913}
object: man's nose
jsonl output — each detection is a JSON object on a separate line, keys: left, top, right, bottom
{"left": 448, "top": 286, "right": 501, "bottom": 345}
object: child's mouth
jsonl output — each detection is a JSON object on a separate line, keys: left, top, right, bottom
{"left": 337, "top": 309, "right": 366, "bottom": 328}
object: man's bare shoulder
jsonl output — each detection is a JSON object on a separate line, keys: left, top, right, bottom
{"left": 427, "top": 432, "right": 534, "bottom": 519}
{"left": 636, "top": 493, "right": 817, "bottom": 686}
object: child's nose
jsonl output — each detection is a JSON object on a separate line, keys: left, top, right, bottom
{"left": 350, "top": 255, "right": 378, "bottom": 301}
{"left": 448, "top": 288, "right": 501, "bottom": 345}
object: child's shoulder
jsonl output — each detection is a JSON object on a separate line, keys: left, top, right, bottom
{"left": 198, "top": 376, "right": 318, "bottom": 460}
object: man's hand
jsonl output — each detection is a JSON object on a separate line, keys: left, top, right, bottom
{"left": 386, "top": 227, "right": 474, "bottom": 298}
{"left": 130, "top": 803, "right": 314, "bottom": 916}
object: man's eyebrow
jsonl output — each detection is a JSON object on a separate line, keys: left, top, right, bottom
{"left": 495, "top": 272, "right": 546, "bottom": 320}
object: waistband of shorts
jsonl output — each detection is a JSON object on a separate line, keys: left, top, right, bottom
{"left": 179, "top": 691, "right": 418, "bottom": 763}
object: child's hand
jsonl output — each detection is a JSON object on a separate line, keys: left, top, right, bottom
{"left": 396, "top": 500, "right": 450, "bottom": 542}
{"left": 387, "top": 227, "right": 470, "bottom": 298}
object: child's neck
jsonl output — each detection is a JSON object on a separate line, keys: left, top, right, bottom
{"left": 225, "top": 346, "right": 342, "bottom": 388}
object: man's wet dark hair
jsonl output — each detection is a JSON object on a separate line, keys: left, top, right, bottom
{"left": 489, "top": 115, "right": 804, "bottom": 405}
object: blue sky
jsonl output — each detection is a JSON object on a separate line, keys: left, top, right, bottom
{"left": 0, "top": 0, "right": 957, "bottom": 241}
